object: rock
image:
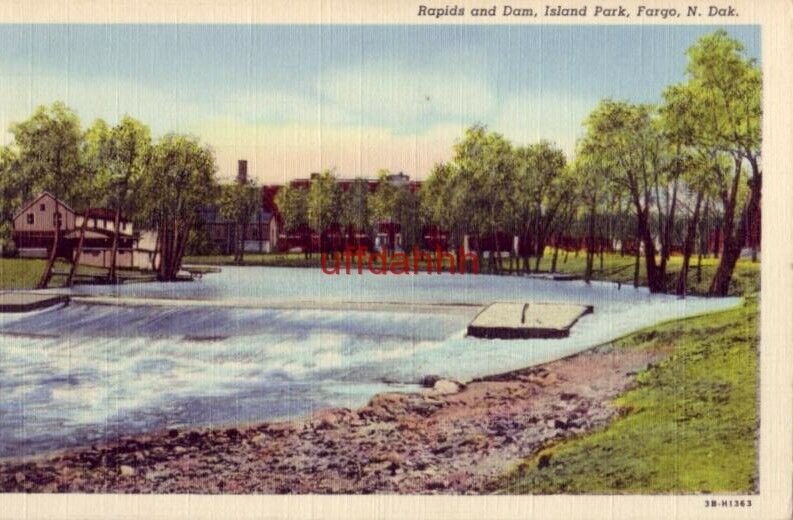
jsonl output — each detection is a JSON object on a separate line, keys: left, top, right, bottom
{"left": 312, "top": 408, "right": 354, "bottom": 430}
{"left": 363, "top": 393, "right": 409, "bottom": 420}
{"left": 119, "top": 465, "right": 136, "bottom": 477}
{"left": 560, "top": 392, "right": 577, "bottom": 401}
{"left": 419, "top": 375, "right": 442, "bottom": 387}
{"left": 432, "top": 379, "right": 464, "bottom": 395}
{"left": 267, "top": 423, "right": 296, "bottom": 437}
{"left": 250, "top": 434, "right": 268, "bottom": 445}
{"left": 384, "top": 451, "right": 405, "bottom": 466}
{"left": 14, "top": 472, "right": 25, "bottom": 484}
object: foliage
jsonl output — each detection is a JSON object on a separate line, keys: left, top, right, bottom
{"left": 8, "top": 102, "right": 84, "bottom": 204}
{"left": 306, "top": 170, "right": 341, "bottom": 240}
{"left": 219, "top": 179, "right": 260, "bottom": 264}
{"left": 142, "top": 134, "right": 219, "bottom": 280}
{"left": 274, "top": 184, "right": 308, "bottom": 233}
{"left": 340, "top": 178, "right": 372, "bottom": 237}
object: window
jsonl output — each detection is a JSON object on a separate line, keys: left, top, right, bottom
{"left": 53, "top": 212, "right": 62, "bottom": 228}
{"left": 39, "top": 204, "right": 46, "bottom": 211}
{"left": 26, "top": 213, "right": 34, "bottom": 225}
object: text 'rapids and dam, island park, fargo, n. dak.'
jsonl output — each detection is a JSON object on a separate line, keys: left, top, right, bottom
{"left": 416, "top": 4, "right": 739, "bottom": 18}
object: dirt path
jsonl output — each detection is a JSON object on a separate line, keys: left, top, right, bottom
{"left": 0, "top": 342, "right": 665, "bottom": 494}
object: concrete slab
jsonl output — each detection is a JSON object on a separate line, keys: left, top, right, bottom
{"left": 467, "top": 301, "right": 593, "bottom": 339}
{"left": 0, "top": 292, "right": 69, "bottom": 313}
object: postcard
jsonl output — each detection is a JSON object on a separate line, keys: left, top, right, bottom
{"left": 0, "top": 0, "right": 790, "bottom": 519}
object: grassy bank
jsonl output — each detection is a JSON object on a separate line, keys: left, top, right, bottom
{"left": 498, "top": 294, "right": 759, "bottom": 494}
{"left": 0, "top": 258, "right": 154, "bottom": 290}
{"left": 0, "top": 258, "right": 47, "bottom": 289}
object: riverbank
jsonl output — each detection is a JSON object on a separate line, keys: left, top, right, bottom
{"left": 499, "top": 296, "right": 758, "bottom": 494}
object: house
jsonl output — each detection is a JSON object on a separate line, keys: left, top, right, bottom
{"left": 12, "top": 192, "right": 76, "bottom": 258}
{"left": 197, "top": 205, "right": 277, "bottom": 254}
{"left": 12, "top": 192, "right": 159, "bottom": 271}
{"left": 194, "top": 159, "right": 278, "bottom": 255}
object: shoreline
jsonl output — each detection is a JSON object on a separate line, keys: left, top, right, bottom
{"left": 0, "top": 336, "right": 669, "bottom": 494}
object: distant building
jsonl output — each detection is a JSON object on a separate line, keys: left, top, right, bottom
{"left": 267, "top": 171, "right": 423, "bottom": 253}
{"left": 193, "top": 159, "right": 278, "bottom": 254}
{"left": 196, "top": 205, "right": 277, "bottom": 254}
{"left": 12, "top": 192, "right": 158, "bottom": 270}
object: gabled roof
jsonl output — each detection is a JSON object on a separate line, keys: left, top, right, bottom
{"left": 13, "top": 192, "right": 76, "bottom": 220}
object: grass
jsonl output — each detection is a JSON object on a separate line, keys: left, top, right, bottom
{"left": 497, "top": 294, "right": 759, "bottom": 494}
{"left": 524, "top": 250, "right": 759, "bottom": 297}
{"left": 0, "top": 258, "right": 155, "bottom": 290}
{"left": 0, "top": 258, "right": 48, "bottom": 289}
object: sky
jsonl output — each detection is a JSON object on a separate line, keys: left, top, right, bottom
{"left": 0, "top": 24, "right": 759, "bottom": 184}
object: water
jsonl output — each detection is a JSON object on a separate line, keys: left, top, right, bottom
{"left": 0, "top": 266, "right": 739, "bottom": 457}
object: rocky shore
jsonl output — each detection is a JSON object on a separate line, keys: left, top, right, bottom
{"left": 0, "top": 342, "right": 666, "bottom": 494}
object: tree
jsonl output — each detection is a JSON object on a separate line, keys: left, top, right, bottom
{"left": 571, "top": 150, "right": 608, "bottom": 284}
{"left": 66, "top": 118, "right": 110, "bottom": 286}
{"left": 274, "top": 183, "right": 309, "bottom": 257}
{"left": 678, "top": 30, "right": 761, "bottom": 295}
{"left": 340, "top": 178, "right": 372, "bottom": 248}
{"left": 393, "top": 186, "right": 422, "bottom": 252}
{"left": 94, "top": 116, "right": 152, "bottom": 282}
{"left": 142, "top": 134, "right": 219, "bottom": 281}
{"left": 9, "top": 102, "right": 84, "bottom": 288}
{"left": 580, "top": 100, "right": 670, "bottom": 293}
{"left": 0, "top": 146, "right": 21, "bottom": 255}
{"left": 219, "top": 178, "right": 259, "bottom": 264}
{"left": 306, "top": 170, "right": 340, "bottom": 253}
{"left": 450, "top": 125, "right": 516, "bottom": 273}
{"left": 513, "top": 141, "right": 568, "bottom": 272}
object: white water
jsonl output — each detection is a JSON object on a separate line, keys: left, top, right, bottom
{"left": 0, "top": 266, "right": 739, "bottom": 457}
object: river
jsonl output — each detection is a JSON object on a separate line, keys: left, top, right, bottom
{"left": 0, "top": 266, "right": 739, "bottom": 457}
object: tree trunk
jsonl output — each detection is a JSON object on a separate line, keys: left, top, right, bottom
{"left": 109, "top": 208, "right": 122, "bottom": 284}
{"left": 746, "top": 155, "right": 761, "bottom": 263}
{"left": 675, "top": 189, "right": 704, "bottom": 297}
{"left": 709, "top": 156, "right": 747, "bottom": 296}
{"left": 599, "top": 243, "right": 604, "bottom": 271}
{"left": 584, "top": 206, "right": 596, "bottom": 284}
{"left": 158, "top": 219, "right": 169, "bottom": 281}
{"left": 66, "top": 211, "right": 90, "bottom": 287}
{"left": 37, "top": 198, "right": 62, "bottom": 289}
{"left": 551, "top": 243, "right": 560, "bottom": 273}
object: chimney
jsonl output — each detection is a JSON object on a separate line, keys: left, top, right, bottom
{"left": 237, "top": 160, "right": 248, "bottom": 184}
